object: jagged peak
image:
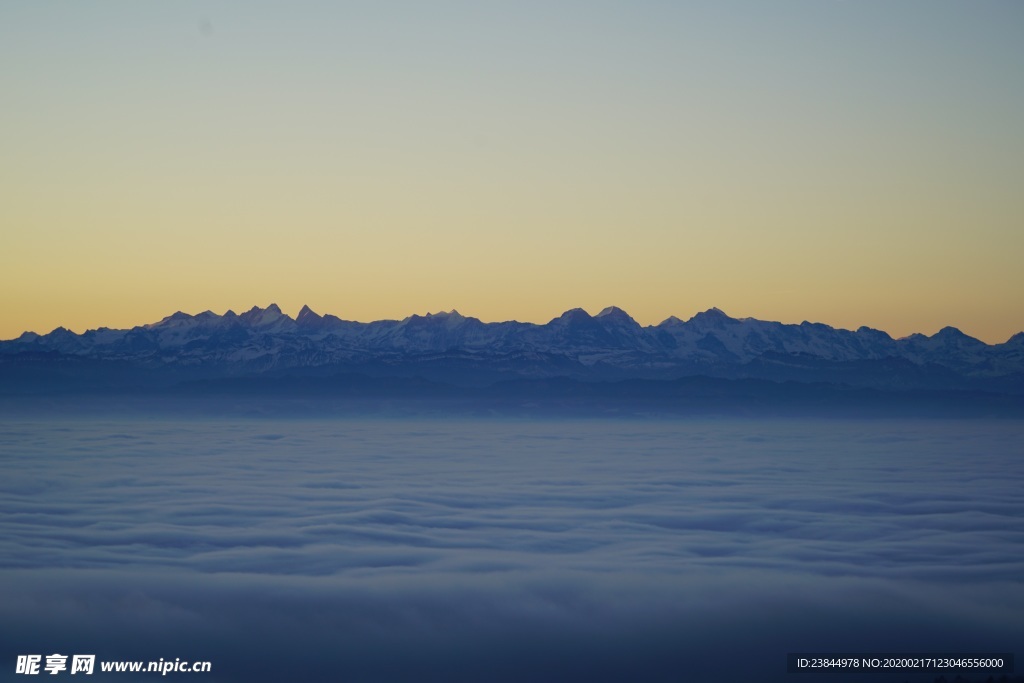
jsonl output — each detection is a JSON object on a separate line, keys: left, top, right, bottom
{"left": 856, "top": 325, "right": 893, "bottom": 340}
{"left": 398, "top": 310, "right": 467, "bottom": 327}
{"left": 242, "top": 303, "right": 282, "bottom": 314}
{"left": 933, "top": 326, "right": 983, "bottom": 344}
{"left": 595, "top": 306, "right": 632, "bottom": 319}
{"left": 144, "top": 310, "right": 193, "bottom": 328}
{"left": 145, "top": 313, "right": 180, "bottom": 328}
{"left": 554, "top": 308, "right": 594, "bottom": 323}
{"left": 237, "top": 303, "right": 292, "bottom": 327}
{"left": 144, "top": 309, "right": 222, "bottom": 330}
{"left": 296, "top": 305, "right": 322, "bottom": 324}
{"left": 405, "top": 310, "right": 465, "bottom": 323}
{"left": 45, "top": 326, "right": 74, "bottom": 336}
{"left": 241, "top": 303, "right": 284, "bottom": 317}
{"left": 426, "top": 309, "right": 463, "bottom": 319}
{"left": 688, "top": 307, "right": 733, "bottom": 324}
{"left": 657, "top": 315, "right": 684, "bottom": 326}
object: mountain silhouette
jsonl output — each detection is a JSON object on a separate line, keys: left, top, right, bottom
{"left": 2, "top": 305, "right": 1022, "bottom": 411}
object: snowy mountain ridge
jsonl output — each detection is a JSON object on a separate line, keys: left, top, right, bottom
{"left": 2, "top": 305, "right": 1022, "bottom": 392}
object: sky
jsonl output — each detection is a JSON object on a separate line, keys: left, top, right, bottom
{"left": 2, "top": 2, "right": 1023, "bottom": 343}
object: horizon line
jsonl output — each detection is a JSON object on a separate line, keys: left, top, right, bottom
{"left": 7, "top": 303, "right": 1022, "bottom": 347}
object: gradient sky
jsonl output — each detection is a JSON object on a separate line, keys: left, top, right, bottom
{"left": 3, "top": 2, "right": 1022, "bottom": 343}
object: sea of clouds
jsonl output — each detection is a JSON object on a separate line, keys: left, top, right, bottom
{"left": 1, "top": 417, "right": 1021, "bottom": 682}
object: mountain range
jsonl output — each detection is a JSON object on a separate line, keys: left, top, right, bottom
{"left": 2, "top": 305, "right": 1023, "bottom": 410}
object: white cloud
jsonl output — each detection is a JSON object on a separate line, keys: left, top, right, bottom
{"left": 0, "top": 417, "right": 1021, "bottom": 682}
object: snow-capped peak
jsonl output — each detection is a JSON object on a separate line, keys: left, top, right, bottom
{"left": 688, "top": 307, "right": 733, "bottom": 325}
{"left": 426, "top": 310, "right": 464, "bottom": 319}
{"left": 554, "top": 308, "right": 593, "bottom": 323}
{"left": 238, "top": 304, "right": 292, "bottom": 329}
{"left": 595, "top": 306, "right": 629, "bottom": 318}
{"left": 144, "top": 311, "right": 197, "bottom": 329}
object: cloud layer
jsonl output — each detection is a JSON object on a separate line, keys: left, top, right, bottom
{"left": 1, "top": 417, "right": 1021, "bottom": 682}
